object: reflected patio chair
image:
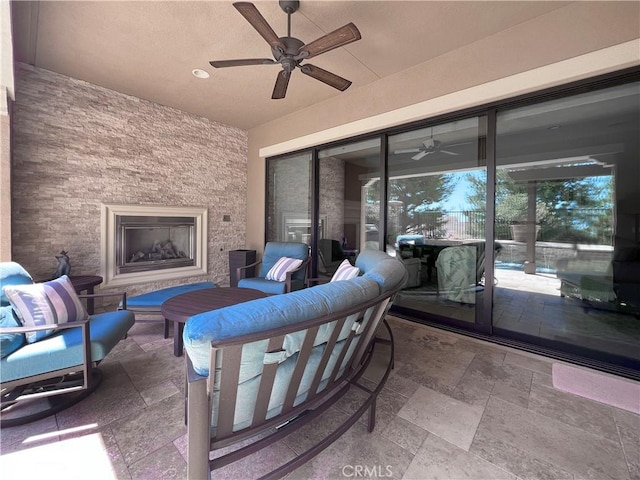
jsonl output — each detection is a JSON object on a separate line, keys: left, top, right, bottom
{"left": 436, "top": 246, "right": 480, "bottom": 304}
{"left": 317, "top": 239, "right": 346, "bottom": 276}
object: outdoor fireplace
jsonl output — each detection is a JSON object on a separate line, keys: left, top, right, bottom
{"left": 101, "top": 204, "right": 208, "bottom": 287}
{"left": 117, "top": 216, "right": 195, "bottom": 273}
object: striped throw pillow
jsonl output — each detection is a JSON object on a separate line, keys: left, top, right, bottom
{"left": 331, "top": 259, "right": 360, "bottom": 282}
{"left": 265, "top": 257, "right": 303, "bottom": 282}
{"left": 2, "top": 275, "right": 88, "bottom": 343}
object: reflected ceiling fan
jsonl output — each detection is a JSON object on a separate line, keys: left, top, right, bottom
{"left": 394, "top": 138, "right": 462, "bottom": 161}
{"left": 210, "top": 1, "right": 361, "bottom": 99}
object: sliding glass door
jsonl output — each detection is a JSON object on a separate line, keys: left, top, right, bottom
{"left": 493, "top": 82, "right": 640, "bottom": 368}
{"left": 387, "top": 116, "right": 490, "bottom": 331}
{"left": 316, "top": 139, "right": 382, "bottom": 276}
{"left": 264, "top": 73, "right": 640, "bottom": 375}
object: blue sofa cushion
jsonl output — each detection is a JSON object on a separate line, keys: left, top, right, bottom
{"left": 122, "top": 282, "right": 217, "bottom": 309}
{"left": 0, "top": 262, "right": 33, "bottom": 306}
{"left": 184, "top": 276, "right": 380, "bottom": 378}
{"left": 0, "top": 305, "right": 25, "bottom": 359}
{"left": 1, "top": 309, "right": 135, "bottom": 383}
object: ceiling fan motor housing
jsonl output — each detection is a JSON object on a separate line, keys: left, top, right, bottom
{"left": 279, "top": 0, "right": 300, "bottom": 14}
{"left": 272, "top": 37, "right": 305, "bottom": 61}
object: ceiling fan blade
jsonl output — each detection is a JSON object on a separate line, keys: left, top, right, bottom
{"left": 297, "top": 23, "right": 361, "bottom": 59}
{"left": 272, "top": 70, "right": 291, "bottom": 99}
{"left": 300, "top": 64, "right": 351, "bottom": 91}
{"left": 233, "top": 2, "right": 286, "bottom": 52}
{"left": 441, "top": 150, "right": 460, "bottom": 156}
{"left": 210, "top": 58, "right": 276, "bottom": 68}
{"left": 412, "top": 151, "right": 429, "bottom": 161}
{"left": 394, "top": 148, "right": 421, "bottom": 154}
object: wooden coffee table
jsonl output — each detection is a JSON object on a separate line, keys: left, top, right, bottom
{"left": 161, "top": 287, "right": 269, "bottom": 357}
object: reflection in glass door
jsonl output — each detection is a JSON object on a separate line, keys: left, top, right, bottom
{"left": 387, "top": 117, "right": 489, "bottom": 330}
{"left": 494, "top": 82, "right": 640, "bottom": 369}
{"left": 266, "top": 152, "right": 313, "bottom": 244}
{"left": 317, "top": 139, "right": 381, "bottom": 277}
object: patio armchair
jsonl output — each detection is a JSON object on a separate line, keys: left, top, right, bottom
{"left": 0, "top": 262, "right": 134, "bottom": 427}
{"left": 236, "top": 242, "right": 310, "bottom": 294}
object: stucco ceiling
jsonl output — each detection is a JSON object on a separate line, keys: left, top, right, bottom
{"left": 9, "top": 0, "right": 612, "bottom": 132}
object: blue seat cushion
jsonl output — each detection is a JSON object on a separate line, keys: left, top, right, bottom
{"left": 237, "top": 277, "right": 305, "bottom": 295}
{"left": 122, "top": 282, "right": 216, "bottom": 309}
{"left": 1, "top": 309, "right": 135, "bottom": 383}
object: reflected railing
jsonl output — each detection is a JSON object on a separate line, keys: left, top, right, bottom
{"left": 408, "top": 208, "right": 612, "bottom": 244}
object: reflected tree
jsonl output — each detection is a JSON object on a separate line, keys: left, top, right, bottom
{"left": 388, "top": 174, "right": 454, "bottom": 238}
{"left": 466, "top": 170, "right": 613, "bottom": 243}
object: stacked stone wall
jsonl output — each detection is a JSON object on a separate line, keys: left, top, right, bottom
{"left": 11, "top": 63, "right": 248, "bottom": 302}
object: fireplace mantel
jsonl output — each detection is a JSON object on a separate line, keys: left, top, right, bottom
{"left": 101, "top": 204, "right": 208, "bottom": 287}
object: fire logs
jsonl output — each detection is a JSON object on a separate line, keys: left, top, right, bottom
{"left": 130, "top": 240, "right": 187, "bottom": 263}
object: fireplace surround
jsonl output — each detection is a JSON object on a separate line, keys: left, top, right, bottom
{"left": 101, "top": 204, "right": 208, "bottom": 287}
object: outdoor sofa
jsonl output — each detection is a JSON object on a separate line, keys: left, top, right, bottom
{"left": 183, "top": 249, "right": 408, "bottom": 479}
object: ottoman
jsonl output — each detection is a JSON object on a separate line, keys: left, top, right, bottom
{"left": 120, "top": 282, "right": 217, "bottom": 337}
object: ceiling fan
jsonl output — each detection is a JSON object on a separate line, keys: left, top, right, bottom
{"left": 210, "top": 1, "right": 361, "bottom": 99}
{"left": 394, "top": 138, "right": 462, "bottom": 161}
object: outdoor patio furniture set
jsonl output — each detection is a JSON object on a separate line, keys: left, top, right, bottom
{"left": 1, "top": 243, "right": 408, "bottom": 478}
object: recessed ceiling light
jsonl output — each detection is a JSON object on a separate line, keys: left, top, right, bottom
{"left": 192, "top": 69, "right": 210, "bottom": 79}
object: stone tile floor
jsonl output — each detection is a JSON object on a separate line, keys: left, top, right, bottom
{"left": 1, "top": 316, "right": 638, "bottom": 479}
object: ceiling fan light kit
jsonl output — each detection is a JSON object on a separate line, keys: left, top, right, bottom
{"left": 210, "top": 1, "right": 361, "bottom": 99}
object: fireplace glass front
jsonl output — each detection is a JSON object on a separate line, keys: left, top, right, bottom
{"left": 117, "top": 216, "right": 196, "bottom": 274}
